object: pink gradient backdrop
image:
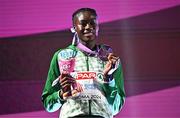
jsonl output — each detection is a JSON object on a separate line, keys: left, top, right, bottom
{"left": 0, "top": 0, "right": 180, "bottom": 37}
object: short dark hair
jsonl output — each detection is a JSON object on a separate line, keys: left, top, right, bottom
{"left": 72, "top": 8, "right": 97, "bottom": 25}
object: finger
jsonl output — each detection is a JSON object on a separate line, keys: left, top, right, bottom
{"left": 61, "top": 78, "right": 75, "bottom": 87}
{"left": 61, "top": 81, "right": 74, "bottom": 92}
{"left": 110, "top": 58, "right": 118, "bottom": 64}
{"left": 107, "top": 53, "right": 113, "bottom": 60}
{"left": 61, "top": 83, "right": 72, "bottom": 94}
{"left": 59, "top": 74, "right": 67, "bottom": 82}
{"left": 108, "top": 55, "right": 119, "bottom": 61}
{"left": 72, "top": 90, "right": 79, "bottom": 96}
{"left": 60, "top": 76, "right": 75, "bottom": 83}
{"left": 59, "top": 73, "right": 72, "bottom": 79}
{"left": 103, "top": 61, "right": 112, "bottom": 75}
{"left": 76, "top": 83, "right": 83, "bottom": 92}
{"left": 108, "top": 53, "right": 119, "bottom": 60}
{"left": 108, "top": 55, "right": 119, "bottom": 64}
{"left": 63, "top": 91, "right": 72, "bottom": 99}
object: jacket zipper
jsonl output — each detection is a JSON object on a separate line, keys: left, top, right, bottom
{"left": 85, "top": 55, "right": 89, "bottom": 71}
{"left": 85, "top": 55, "right": 91, "bottom": 115}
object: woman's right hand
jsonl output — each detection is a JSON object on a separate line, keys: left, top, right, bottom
{"left": 59, "top": 73, "right": 82, "bottom": 99}
{"left": 59, "top": 73, "right": 75, "bottom": 99}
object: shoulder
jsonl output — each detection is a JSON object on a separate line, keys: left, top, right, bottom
{"left": 55, "top": 45, "right": 78, "bottom": 60}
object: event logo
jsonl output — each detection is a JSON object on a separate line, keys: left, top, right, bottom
{"left": 76, "top": 72, "right": 96, "bottom": 80}
{"left": 75, "top": 72, "right": 104, "bottom": 100}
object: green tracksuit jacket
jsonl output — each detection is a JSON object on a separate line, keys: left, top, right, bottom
{"left": 41, "top": 44, "right": 125, "bottom": 118}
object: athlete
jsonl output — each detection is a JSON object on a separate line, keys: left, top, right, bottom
{"left": 42, "top": 8, "right": 125, "bottom": 118}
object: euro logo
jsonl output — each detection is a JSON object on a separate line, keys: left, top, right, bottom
{"left": 76, "top": 72, "right": 96, "bottom": 80}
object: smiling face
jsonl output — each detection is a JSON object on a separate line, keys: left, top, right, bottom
{"left": 74, "top": 11, "right": 99, "bottom": 49}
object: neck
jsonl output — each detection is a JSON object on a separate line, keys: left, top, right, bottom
{"left": 80, "top": 40, "right": 96, "bottom": 50}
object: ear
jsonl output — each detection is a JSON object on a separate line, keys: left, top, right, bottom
{"left": 70, "top": 27, "right": 76, "bottom": 33}
{"left": 74, "top": 26, "right": 76, "bottom": 30}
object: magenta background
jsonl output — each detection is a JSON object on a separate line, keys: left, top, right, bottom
{"left": 0, "top": 0, "right": 180, "bottom": 118}
{"left": 1, "top": 0, "right": 180, "bottom": 37}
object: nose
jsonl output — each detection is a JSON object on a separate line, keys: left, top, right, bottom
{"left": 85, "top": 23, "right": 93, "bottom": 30}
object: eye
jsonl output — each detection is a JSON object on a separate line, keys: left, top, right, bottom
{"left": 80, "top": 19, "right": 97, "bottom": 27}
{"left": 80, "top": 21, "right": 88, "bottom": 27}
{"left": 90, "top": 20, "right": 96, "bottom": 26}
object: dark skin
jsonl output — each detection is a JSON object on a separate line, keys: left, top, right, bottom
{"left": 59, "top": 11, "right": 119, "bottom": 99}
{"left": 74, "top": 11, "right": 98, "bottom": 50}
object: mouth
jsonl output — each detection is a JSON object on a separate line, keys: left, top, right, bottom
{"left": 83, "top": 30, "right": 95, "bottom": 37}
{"left": 83, "top": 32, "right": 94, "bottom": 37}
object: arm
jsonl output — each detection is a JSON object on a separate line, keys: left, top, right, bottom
{"left": 41, "top": 51, "right": 64, "bottom": 112}
{"left": 101, "top": 50, "right": 126, "bottom": 115}
{"left": 103, "top": 63, "right": 125, "bottom": 115}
